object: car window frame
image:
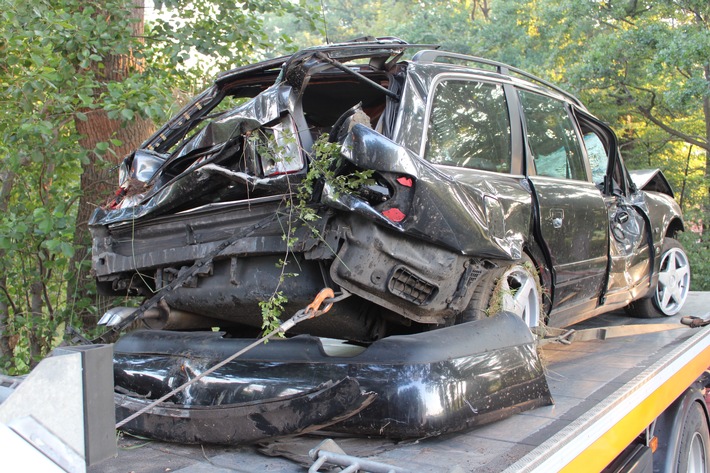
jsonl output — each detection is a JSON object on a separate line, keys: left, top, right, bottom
{"left": 571, "top": 108, "right": 634, "bottom": 197}
{"left": 419, "top": 73, "right": 524, "bottom": 176}
{"left": 516, "top": 87, "right": 592, "bottom": 183}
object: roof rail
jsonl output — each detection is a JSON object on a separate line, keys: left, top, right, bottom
{"left": 411, "top": 50, "right": 584, "bottom": 108}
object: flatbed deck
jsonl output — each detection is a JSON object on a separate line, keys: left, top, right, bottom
{"left": 93, "top": 292, "right": 710, "bottom": 473}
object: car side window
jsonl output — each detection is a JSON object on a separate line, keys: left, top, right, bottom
{"left": 519, "top": 90, "right": 587, "bottom": 181}
{"left": 425, "top": 80, "right": 511, "bottom": 173}
{"left": 583, "top": 132, "right": 609, "bottom": 186}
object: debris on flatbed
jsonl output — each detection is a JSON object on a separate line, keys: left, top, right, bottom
{"left": 113, "top": 312, "right": 551, "bottom": 444}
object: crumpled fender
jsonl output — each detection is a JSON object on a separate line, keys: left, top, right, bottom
{"left": 328, "top": 124, "right": 527, "bottom": 259}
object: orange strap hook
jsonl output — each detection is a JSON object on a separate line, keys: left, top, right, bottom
{"left": 304, "top": 288, "right": 335, "bottom": 318}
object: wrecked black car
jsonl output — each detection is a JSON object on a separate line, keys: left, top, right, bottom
{"left": 91, "top": 38, "right": 689, "bottom": 443}
{"left": 91, "top": 38, "right": 688, "bottom": 339}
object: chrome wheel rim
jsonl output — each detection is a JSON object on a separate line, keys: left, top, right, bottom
{"left": 655, "top": 247, "right": 690, "bottom": 316}
{"left": 500, "top": 267, "right": 541, "bottom": 328}
{"left": 687, "top": 431, "right": 707, "bottom": 473}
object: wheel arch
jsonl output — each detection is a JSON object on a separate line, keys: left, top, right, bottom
{"left": 524, "top": 240, "right": 553, "bottom": 317}
{"left": 665, "top": 217, "right": 685, "bottom": 239}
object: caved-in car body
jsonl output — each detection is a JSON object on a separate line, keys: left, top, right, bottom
{"left": 90, "top": 39, "right": 688, "bottom": 343}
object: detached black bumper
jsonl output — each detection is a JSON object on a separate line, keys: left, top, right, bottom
{"left": 113, "top": 312, "right": 552, "bottom": 444}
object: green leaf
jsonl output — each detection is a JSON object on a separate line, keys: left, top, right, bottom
{"left": 120, "top": 108, "right": 134, "bottom": 120}
{"left": 0, "top": 237, "right": 11, "bottom": 250}
{"left": 59, "top": 241, "right": 75, "bottom": 258}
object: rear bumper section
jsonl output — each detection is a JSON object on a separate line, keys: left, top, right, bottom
{"left": 115, "top": 378, "right": 376, "bottom": 445}
{"left": 113, "top": 312, "right": 552, "bottom": 443}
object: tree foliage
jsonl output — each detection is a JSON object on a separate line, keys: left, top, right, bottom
{"left": 0, "top": 0, "right": 707, "bottom": 372}
{"left": 0, "top": 0, "right": 309, "bottom": 373}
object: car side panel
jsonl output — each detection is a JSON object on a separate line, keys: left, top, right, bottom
{"left": 530, "top": 176, "right": 609, "bottom": 311}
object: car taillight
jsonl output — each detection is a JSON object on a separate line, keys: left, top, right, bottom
{"left": 396, "top": 176, "right": 413, "bottom": 187}
{"left": 383, "top": 208, "right": 406, "bottom": 222}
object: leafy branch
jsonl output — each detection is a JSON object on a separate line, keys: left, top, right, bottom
{"left": 258, "top": 133, "right": 373, "bottom": 335}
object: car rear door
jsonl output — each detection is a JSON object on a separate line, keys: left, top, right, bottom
{"left": 518, "top": 89, "right": 609, "bottom": 322}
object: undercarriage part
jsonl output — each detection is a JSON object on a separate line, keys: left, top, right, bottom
{"left": 682, "top": 314, "right": 710, "bottom": 328}
{"left": 112, "top": 312, "right": 552, "bottom": 443}
{"left": 98, "top": 303, "right": 228, "bottom": 331}
{"left": 88, "top": 211, "right": 282, "bottom": 344}
{"left": 158, "top": 255, "right": 388, "bottom": 341}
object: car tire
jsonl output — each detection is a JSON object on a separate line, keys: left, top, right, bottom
{"left": 459, "top": 256, "right": 543, "bottom": 328}
{"left": 626, "top": 237, "right": 690, "bottom": 318}
{"left": 676, "top": 401, "right": 710, "bottom": 473}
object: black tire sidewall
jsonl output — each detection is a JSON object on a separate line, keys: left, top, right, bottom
{"left": 458, "top": 255, "right": 542, "bottom": 326}
{"left": 676, "top": 401, "right": 710, "bottom": 473}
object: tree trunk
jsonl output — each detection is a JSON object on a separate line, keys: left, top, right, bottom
{"left": 0, "top": 170, "right": 16, "bottom": 368}
{"left": 703, "top": 66, "right": 710, "bottom": 239}
{"left": 68, "top": 0, "right": 154, "bottom": 331}
{"left": 679, "top": 145, "right": 693, "bottom": 212}
{"left": 28, "top": 280, "right": 44, "bottom": 368}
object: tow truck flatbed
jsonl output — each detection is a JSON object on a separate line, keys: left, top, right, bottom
{"left": 93, "top": 292, "right": 710, "bottom": 473}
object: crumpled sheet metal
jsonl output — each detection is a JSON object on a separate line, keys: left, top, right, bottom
{"left": 329, "top": 214, "right": 480, "bottom": 323}
{"left": 116, "top": 378, "right": 376, "bottom": 445}
{"left": 333, "top": 124, "right": 528, "bottom": 259}
{"left": 172, "top": 85, "right": 288, "bottom": 162}
{"left": 112, "top": 312, "right": 552, "bottom": 443}
{"left": 89, "top": 86, "right": 287, "bottom": 227}
{"left": 628, "top": 168, "right": 674, "bottom": 198}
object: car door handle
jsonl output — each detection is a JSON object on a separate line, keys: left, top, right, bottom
{"left": 549, "top": 209, "right": 564, "bottom": 228}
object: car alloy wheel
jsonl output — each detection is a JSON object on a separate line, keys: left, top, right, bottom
{"left": 655, "top": 245, "right": 690, "bottom": 316}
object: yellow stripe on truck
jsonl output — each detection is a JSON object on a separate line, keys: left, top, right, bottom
{"left": 561, "top": 337, "right": 710, "bottom": 472}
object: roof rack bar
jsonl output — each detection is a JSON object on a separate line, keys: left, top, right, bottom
{"left": 411, "top": 50, "right": 583, "bottom": 108}
{"left": 314, "top": 52, "right": 400, "bottom": 100}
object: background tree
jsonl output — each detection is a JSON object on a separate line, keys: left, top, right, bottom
{"left": 1, "top": 0, "right": 706, "bottom": 372}
{"left": 0, "top": 0, "right": 309, "bottom": 372}
{"left": 69, "top": 1, "right": 155, "bottom": 330}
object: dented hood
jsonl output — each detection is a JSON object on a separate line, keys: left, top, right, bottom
{"left": 628, "top": 169, "right": 675, "bottom": 198}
